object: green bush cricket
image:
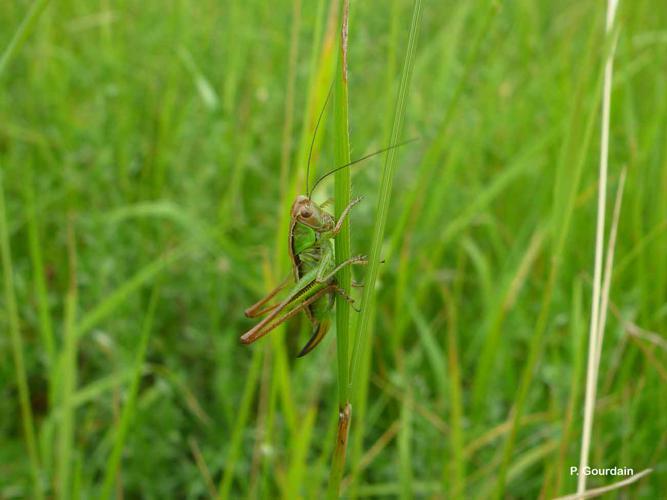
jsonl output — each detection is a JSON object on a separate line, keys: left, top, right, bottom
{"left": 240, "top": 90, "right": 414, "bottom": 357}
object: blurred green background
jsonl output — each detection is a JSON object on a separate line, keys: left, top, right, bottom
{"left": 1, "top": 0, "right": 666, "bottom": 498}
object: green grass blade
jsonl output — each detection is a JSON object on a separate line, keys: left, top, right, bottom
{"left": 329, "top": 1, "right": 352, "bottom": 496}
{"left": 332, "top": 0, "right": 352, "bottom": 426}
{"left": 0, "top": 3, "right": 52, "bottom": 495}
{"left": 56, "top": 219, "right": 78, "bottom": 500}
{"left": 0, "top": 0, "right": 50, "bottom": 80}
{"left": 350, "top": 0, "right": 423, "bottom": 383}
{"left": 442, "top": 287, "right": 465, "bottom": 499}
{"left": 23, "top": 166, "right": 55, "bottom": 366}
{"left": 77, "top": 248, "right": 184, "bottom": 338}
{"left": 217, "top": 348, "right": 263, "bottom": 500}
{"left": 283, "top": 408, "right": 316, "bottom": 499}
{"left": 346, "top": 300, "right": 376, "bottom": 498}
{"left": 398, "top": 374, "right": 413, "bottom": 500}
{"left": 100, "top": 287, "right": 160, "bottom": 499}
{"left": 492, "top": 10, "right": 605, "bottom": 496}
{"left": 549, "top": 278, "right": 587, "bottom": 496}
{"left": 471, "top": 228, "right": 546, "bottom": 412}
{"left": 408, "top": 300, "right": 446, "bottom": 396}
{"left": 0, "top": 173, "right": 43, "bottom": 496}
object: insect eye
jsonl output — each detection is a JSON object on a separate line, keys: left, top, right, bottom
{"left": 300, "top": 209, "right": 312, "bottom": 218}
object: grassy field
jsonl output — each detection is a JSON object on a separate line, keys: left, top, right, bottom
{"left": 1, "top": 0, "right": 666, "bottom": 498}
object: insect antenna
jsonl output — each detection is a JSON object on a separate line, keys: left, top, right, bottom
{"left": 306, "top": 82, "right": 334, "bottom": 198}
{"left": 309, "top": 137, "right": 418, "bottom": 196}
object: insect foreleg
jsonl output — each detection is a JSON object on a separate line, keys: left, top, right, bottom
{"left": 331, "top": 196, "right": 362, "bottom": 236}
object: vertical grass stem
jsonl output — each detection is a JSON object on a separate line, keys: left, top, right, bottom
{"left": 577, "top": 0, "right": 620, "bottom": 493}
{"left": 329, "top": 0, "right": 352, "bottom": 496}
{"left": 0, "top": 174, "right": 43, "bottom": 496}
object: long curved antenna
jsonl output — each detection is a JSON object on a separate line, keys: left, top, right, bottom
{"left": 309, "top": 137, "right": 418, "bottom": 196}
{"left": 306, "top": 82, "right": 334, "bottom": 198}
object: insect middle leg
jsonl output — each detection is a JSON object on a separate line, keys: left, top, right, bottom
{"left": 316, "top": 254, "right": 367, "bottom": 283}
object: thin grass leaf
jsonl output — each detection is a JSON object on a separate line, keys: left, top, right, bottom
{"left": 217, "top": 348, "right": 263, "bottom": 500}
{"left": 492, "top": 9, "right": 607, "bottom": 495}
{"left": 398, "top": 371, "right": 414, "bottom": 500}
{"left": 23, "top": 165, "right": 55, "bottom": 366}
{"left": 0, "top": 0, "right": 51, "bottom": 79}
{"left": 56, "top": 217, "right": 78, "bottom": 500}
{"left": 350, "top": 0, "right": 423, "bottom": 387}
{"left": 0, "top": 1, "right": 52, "bottom": 495}
{"left": 100, "top": 287, "right": 159, "bottom": 499}
{"left": 407, "top": 299, "right": 446, "bottom": 396}
{"left": 442, "top": 287, "right": 465, "bottom": 499}
{"left": 549, "top": 278, "right": 587, "bottom": 497}
{"left": 77, "top": 248, "right": 184, "bottom": 338}
{"left": 283, "top": 408, "right": 316, "bottom": 499}
{"left": 0, "top": 173, "right": 43, "bottom": 497}
{"left": 577, "top": 1, "right": 621, "bottom": 493}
